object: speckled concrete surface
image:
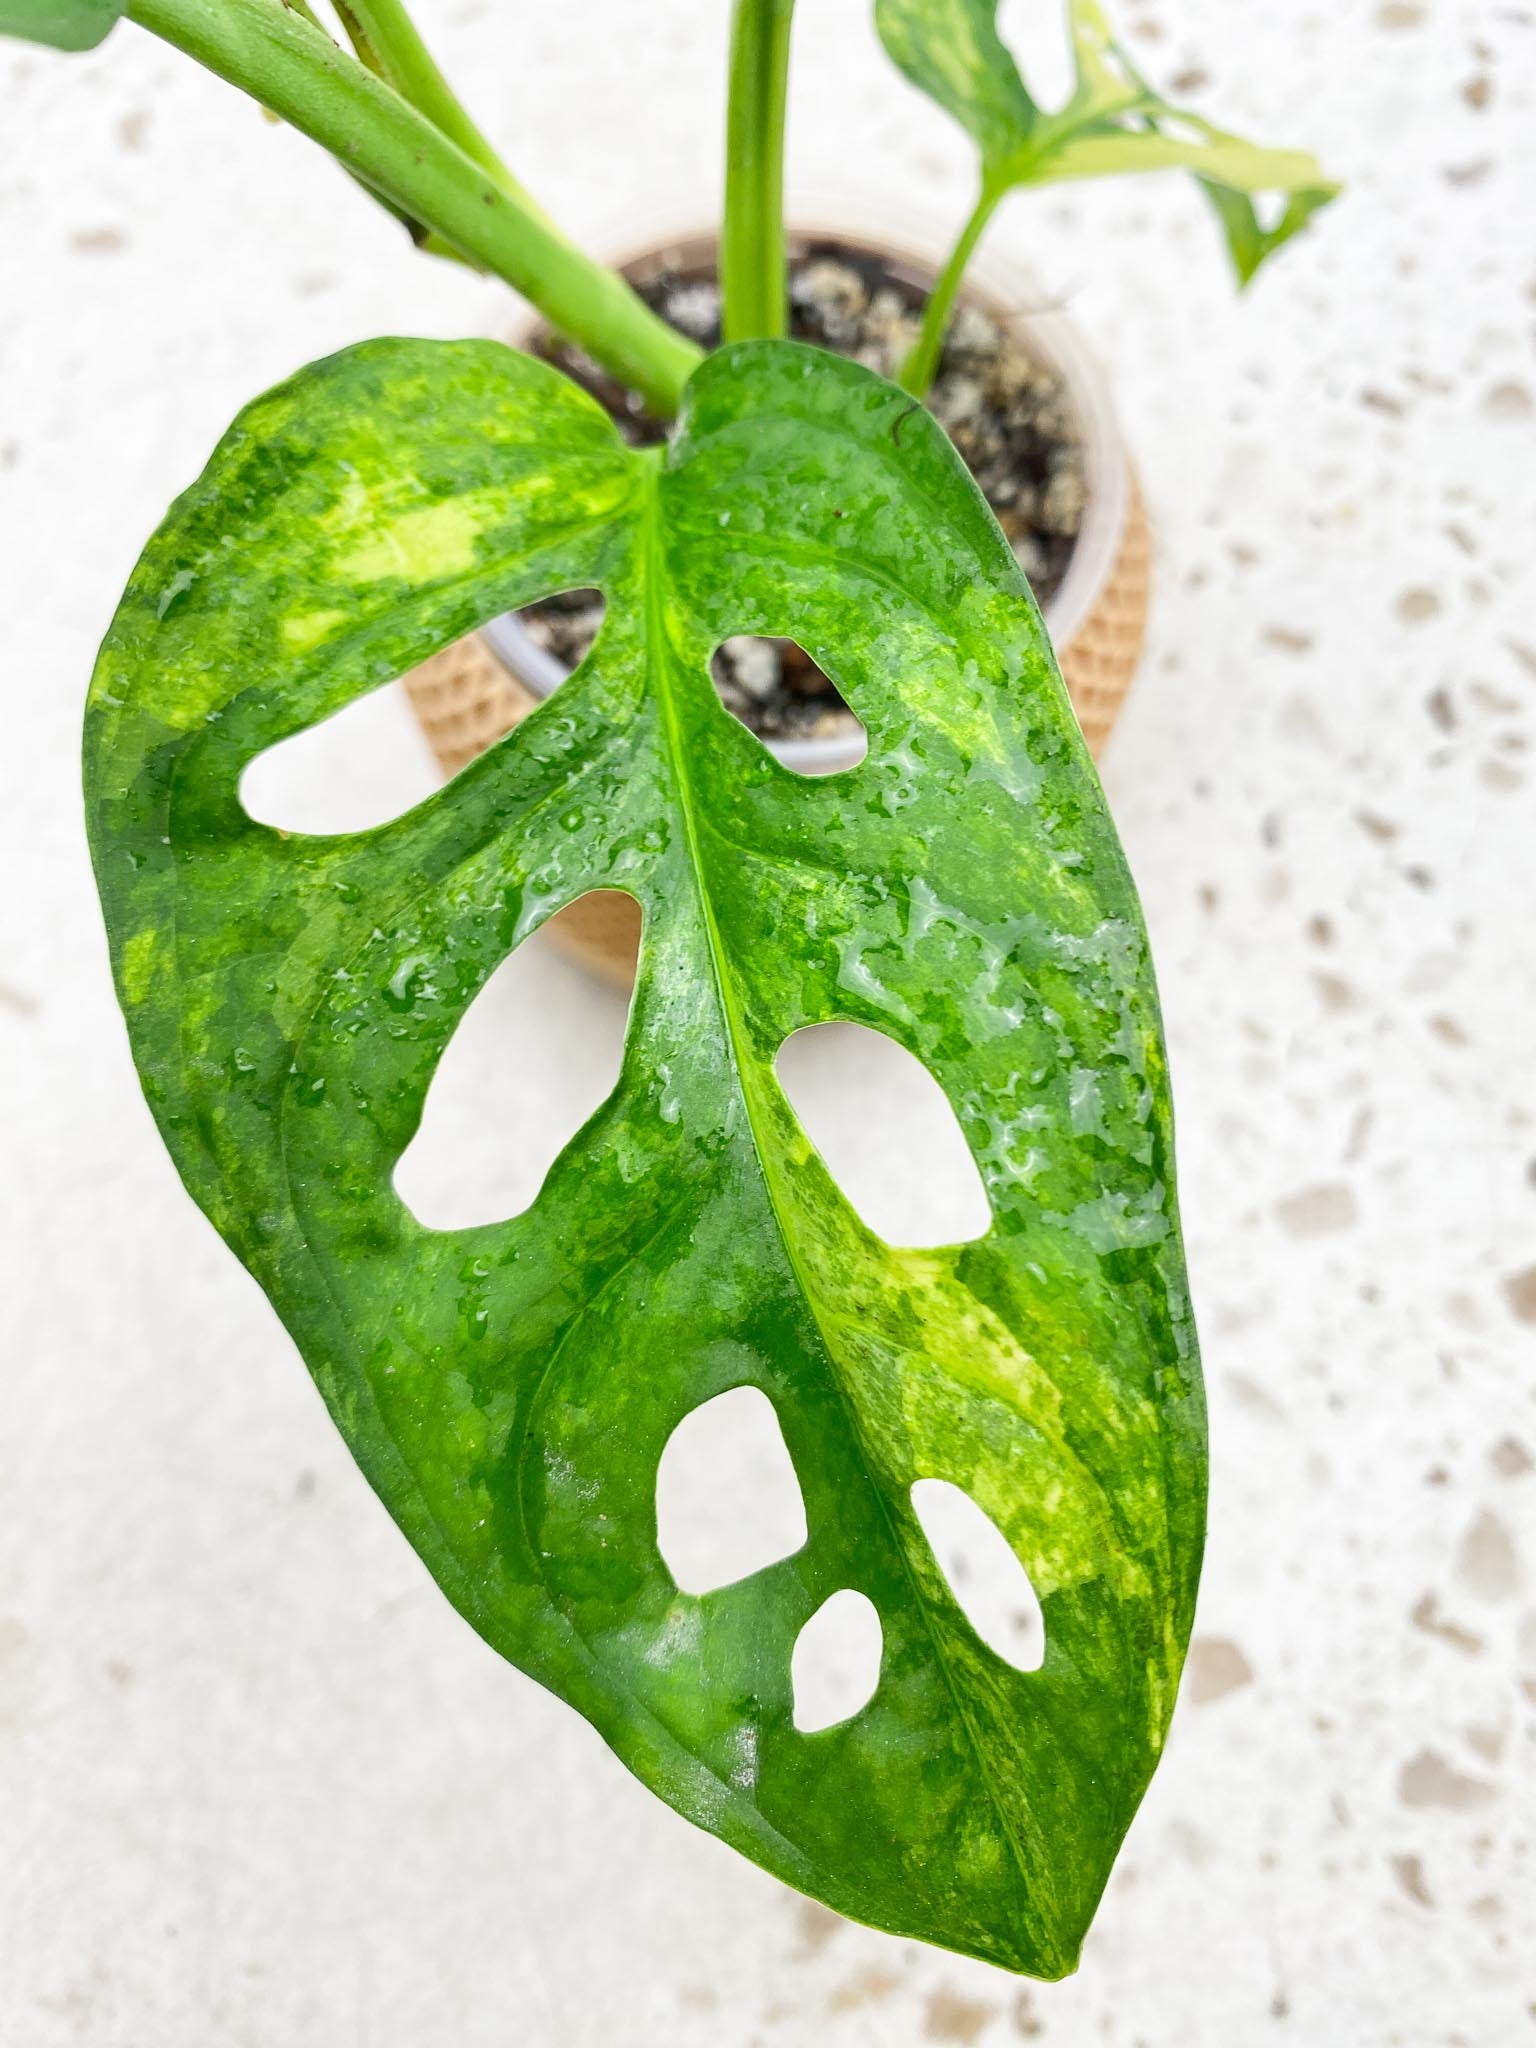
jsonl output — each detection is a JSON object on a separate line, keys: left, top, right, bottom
{"left": 2, "top": 3, "right": 1533, "bottom": 2044}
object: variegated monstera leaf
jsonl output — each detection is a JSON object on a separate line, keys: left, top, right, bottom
{"left": 85, "top": 336, "right": 1205, "bottom": 1977}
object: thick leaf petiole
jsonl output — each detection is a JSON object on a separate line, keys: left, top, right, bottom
{"left": 329, "top": 0, "right": 556, "bottom": 228}
{"left": 721, "top": 0, "right": 797, "bottom": 343}
{"left": 897, "top": 181, "right": 1002, "bottom": 398}
{"left": 125, "top": 0, "right": 700, "bottom": 415}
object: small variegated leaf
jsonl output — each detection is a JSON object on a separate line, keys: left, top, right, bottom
{"left": 874, "top": 0, "right": 1337, "bottom": 287}
{"left": 872, "top": 0, "right": 1037, "bottom": 169}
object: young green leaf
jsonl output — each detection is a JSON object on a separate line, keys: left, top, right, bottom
{"left": 85, "top": 337, "right": 1205, "bottom": 1977}
{"left": 0, "top": 0, "right": 122, "bottom": 50}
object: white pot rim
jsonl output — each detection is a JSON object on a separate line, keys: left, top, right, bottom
{"left": 481, "top": 208, "right": 1129, "bottom": 778}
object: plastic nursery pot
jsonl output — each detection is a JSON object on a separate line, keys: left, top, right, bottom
{"left": 403, "top": 224, "right": 1152, "bottom": 987}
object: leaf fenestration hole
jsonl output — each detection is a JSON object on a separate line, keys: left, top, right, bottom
{"left": 243, "top": 590, "right": 609, "bottom": 835}
{"left": 655, "top": 1386, "right": 807, "bottom": 1596}
{"left": 775, "top": 1023, "right": 991, "bottom": 1245}
{"left": 1251, "top": 190, "right": 1290, "bottom": 235}
{"left": 489, "top": 586, "right": 607, "bottom": 695}
{"left": 240, "top": 679, "right": 441, "bottom": 835}
{"left": 910, "top": 1479, "right": 1044, "bottom": 1673}
{"left": 393, "top": 902, "right": 634, "bottom": 1229}
{"left": 708, "top": 636, "right": 868, "bottom": 775}
{"left": 791, "top": 1590, "right": 883, "bottom": 1733}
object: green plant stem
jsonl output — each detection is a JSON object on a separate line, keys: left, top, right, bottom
{"left": 329, "top": 0, "right": 554, "bottom": 227}
{"left": 721, "top": 0, "right": 796, "bottom": 342}
{"left": 126, "top": 0, "right": 701, "bottom": 415}
{"left": 897, "top": 181, "right": 1003, "bottom": 398}
{"left": 266, "top": 0, "right": 458, "bottom": 257}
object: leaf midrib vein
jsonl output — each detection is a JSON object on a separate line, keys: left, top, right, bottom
{"left": 643, "top": 460, "right": 1044, "bottom": 1926}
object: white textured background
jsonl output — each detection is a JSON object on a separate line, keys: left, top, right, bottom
{"left": 2, "top": 2, "right": 1534, "bottom": 2043}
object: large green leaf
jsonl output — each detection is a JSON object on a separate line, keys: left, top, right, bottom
{"left": 874, "top": 0, "right": 1337, "bottom": 286}
{"left": 85, "top": 336, "right": 1205, "bottom": 1977}
{"left": 0, "top": 0, "right": 121, "bottom": 49}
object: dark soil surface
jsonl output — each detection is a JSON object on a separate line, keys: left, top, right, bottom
{"left": 521, "top": 241, "right": 1087, "bottom": 743}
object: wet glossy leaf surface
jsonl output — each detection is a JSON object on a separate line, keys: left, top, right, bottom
{"left": 85, "top": 336, "right": 1205, "bottom": 1976}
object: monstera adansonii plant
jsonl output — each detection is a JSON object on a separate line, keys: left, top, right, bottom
{"left": 0, "top": 0, "right": 1333, "bottom": 1980}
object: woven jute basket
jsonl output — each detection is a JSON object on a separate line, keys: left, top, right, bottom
{"left": 402, "top": 479, "right": 1150, "bottom": 986}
